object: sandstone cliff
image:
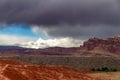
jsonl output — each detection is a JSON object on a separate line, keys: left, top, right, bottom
{"left": 79, "top": 36, "right": 120, "bottom": 56}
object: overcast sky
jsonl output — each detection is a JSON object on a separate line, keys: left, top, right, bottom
{"left": 0, "top": 0, "right": 120, "bottom": 48}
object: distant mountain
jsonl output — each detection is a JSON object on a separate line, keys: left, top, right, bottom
{"left": 0, "top": 45, "right": 24, "bottom": 50}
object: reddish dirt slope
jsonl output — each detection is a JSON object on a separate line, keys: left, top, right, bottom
{"left": 0, "top": 60, "right": 103, "bottom": 80}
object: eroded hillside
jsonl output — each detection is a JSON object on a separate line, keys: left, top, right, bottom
{"left": 0, "top": 60, "right": 104, "bottom": 80}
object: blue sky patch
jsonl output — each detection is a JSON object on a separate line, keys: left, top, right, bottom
{"left": 0, "top": 24, "right": 47, "bottom": 39}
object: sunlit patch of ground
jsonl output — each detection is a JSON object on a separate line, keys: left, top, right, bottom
{"left": 87, "top": 72, "right": 120, "bottom": 80}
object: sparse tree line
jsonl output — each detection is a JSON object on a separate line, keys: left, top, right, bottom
{"left": 91, "top": 67, "right": 118, "bottom": 72}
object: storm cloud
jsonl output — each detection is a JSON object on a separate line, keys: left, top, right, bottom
{"left": 0, "top": 0, "right": 120, "bottom": 39}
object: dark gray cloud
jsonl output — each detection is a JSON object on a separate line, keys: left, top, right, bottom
{"left": 39, "top": 24, "right": 120, "bottom": 39}
{"left": 0, "top": 0, "right": 120, "bottom": 25}
{"left": 0, "top": 0, "right": 120, "bottom": 39}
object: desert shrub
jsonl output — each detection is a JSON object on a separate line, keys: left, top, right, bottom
{"left": 110, "top": 68, "right": 117, "bottom": 72}
{"left": 91, "top": 68, "right": 96, "bottom": 71}
{"left": 101, "top": 67, "right": 109, "bottom": 72}
{"left": 96, "top": 68, "right": 101, "bottom": 71}
{"left": 91, "top": 67, "right": 118, "bottom": 72}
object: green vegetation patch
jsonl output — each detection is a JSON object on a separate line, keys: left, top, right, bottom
{"left": 91, "top": 67, "right": 118, "bottom": 72}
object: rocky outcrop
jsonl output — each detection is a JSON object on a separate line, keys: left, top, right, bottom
{"left": 80, "top": 36, "right": 120, "bottom": 55}
{"left": 0, "top": 60, "right": 102, "bottom": 80}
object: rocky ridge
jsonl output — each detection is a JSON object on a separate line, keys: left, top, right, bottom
{"left": 79, "top": 36, "right": 120, "bottom": 56}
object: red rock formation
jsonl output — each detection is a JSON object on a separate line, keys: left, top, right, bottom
{"left": 80, "top": 36, "right": 120, "bottom": 56}
{"left": 0, "top": 60, "right": 103, "bottom": 80}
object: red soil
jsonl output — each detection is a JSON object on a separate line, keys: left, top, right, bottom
{"left": 0, "top": 60, "right": 103, "bottom": 80}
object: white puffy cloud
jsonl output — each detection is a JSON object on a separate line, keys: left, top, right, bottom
{"left": 31, "top": 26, "right": 42, "bottom": 35}
{"left": 22, "top": 37, "right": 83, "bottom": 49}
{"left": 31, "top": 25, "right": 49, "bottom": 37}
{"left": 0, "top": 34, "right": 83, "bottom": 49}
{"left": 0, "top": 34, "right": 35, "bottom": 46}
